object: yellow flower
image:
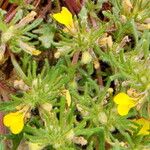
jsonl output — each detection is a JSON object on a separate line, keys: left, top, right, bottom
{"left": 31, "top": 49, "right": 41, "bottom": 56}
{"left": 133, "top": 118, "right": 150, "bottom": 135}
{"left": 3, "top": 111, "right": 24, "bottom": 134}
{"left": 113, "top": 92, "right": 136, "bottom": 116}
{"left": 52, "top": 7, "right": 74, "bottom": 29}
{"left": 65, "top": 90, "right": 71, "bottom": 107}
{"left": 3, "top": 105, "right": 29, "bottom": 134}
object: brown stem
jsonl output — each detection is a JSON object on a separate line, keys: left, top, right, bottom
{"left": 0, "top": 0, "right": 4, "bottom": 7}
{"left": 5, "top": 9, "right": 17, "bottom": 23}
{"left": 4, "top": 3, "right": 17, "bottom": 23}
{"left": 7, "top": 3, "right": 17, "bottom": 11}
{"left": 0, "top": 86, "right": 9, "bottom": 135}
{"left": 37, "top": 1, "right": 51, "bottom": 19}
{"left": 4, "top": 0, "right": 34, "bottom": 23}
{"left": 0, "top": 113, "right": 7, "bottom": 134}
{"left": 96, "top": 64, "right": 103, "bottom": 87}
{"left": 0, "top": 81, "right": 16, "bottom": 94}
{"left": 26, "top": 0, "right": 34, "bottom": 3}
{"left": 71, "top": 51, "right": 80, "bottom": 65}
{"left": 89, "top": 14, "right": 97, "bottom": 28}
{"left": 116, "top": 36, "right": 130, "bottom": 53}
{"left": 1, "top": 0, "right": 9, "bottom": 10}
{"left": 33, "top": 0, "right": 41, "bottom": 8}
{"left": 64, "top": 0, "right": 82, "bottom": 14}
{"left": 0, "top": 86, "right": 9, "bottom": 101}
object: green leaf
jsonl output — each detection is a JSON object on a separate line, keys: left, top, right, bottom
{"left": 0, "top": 9, "right": 7, "bottom": 31}
{"left": 0, "top": 141, "right": 4, "bottom": 150}
{"left": 78, "top": 6, "right": 88, "bottom": 24}
{"left": 9, "top": 0, "right": 24, "bottom": 5}
{"left": 0, "top": 99, "right": 21, "bottom": 112}
{"left": 39, "top": 34, "right": 54, "bottom": 48}
{"left": 33, "top": 24, "right": 55, "bottom": 48}
{"left": 22, "top": 18, "right": 43, "bottom": 32}
{"left": 0, "top": 20, "right": 7, "bottom": 32}
{"left": 9, "top": 9, "right": 23, "bottom": 25}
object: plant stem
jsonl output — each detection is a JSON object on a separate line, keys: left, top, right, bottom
{"left": 71, "top": 51, "right": 80, "bottom": 64}
{"left": 37, "top": 0, "right": 51, "bottom": 19}
{"left": 1, "top": 0, "right": 9, "bottom": 10}
{"left": 89, "top": 15, "right": 104, "bottom": 87}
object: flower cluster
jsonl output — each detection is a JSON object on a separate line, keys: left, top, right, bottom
{"left": 0, "top": 1, "right": 150, "bottom": 149}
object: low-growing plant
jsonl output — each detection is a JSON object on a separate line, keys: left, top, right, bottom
{"left": 0, "top": 0, "right": 149, "bottom": 150}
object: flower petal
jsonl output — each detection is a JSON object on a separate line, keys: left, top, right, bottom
{"left": 114, "top": 92, "right": 135, "bottom": 105}
{"left": 52, "top": 7, "right": 73, "bottom": 28}
{"left": 128, "top": 99, "right": 136, "bottom": 108}
{"left": 117, "top": 105, "right": 131, "bottom": 116}
{"left": 3, "top": 112, "right": 19, "bottom": 127}
{"left": 3, "top": 112, "right": 24, "bottom": 134}
{"left": 10, "top": 119, "right": 24, "bottom": 134}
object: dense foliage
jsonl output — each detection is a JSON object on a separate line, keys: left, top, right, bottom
{"left": 0, "top": 0, "right": 149, "bottom": 149}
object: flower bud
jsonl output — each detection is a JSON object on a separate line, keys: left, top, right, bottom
{"left": 120, "top": 15, "right": 127, "bottom": 23}
{"left": 107, "top": 36, "right": 113, "bottom": 48}
{"left": 41, "top": 103, "right": 52, "bottom": 112}
{"left": 73, "top": 136, "right": 87, "bottom": 146}
{"left": 81, "top": 51, "right": 92, "bottom": 64}
{"left": 94, "top": 60, "right": 100, "bottom": 69}
{"left": 107, "top": 88, "right": 114, "bottom": 94}
{"left": 109, "top": 125, "right": 115, "bottom": 132}
{"left": 14, "top": 79, "right": 29, "bottom": 91}
{"left": 54, "top": 51, "right": 61, "bottom": 59}
{"left": 98, "top": 112, "right": 107, "bottom": 124}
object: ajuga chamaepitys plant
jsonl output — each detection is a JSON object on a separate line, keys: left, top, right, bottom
{"left": 0, "top": 0, "right": 149, "bottom": 150}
